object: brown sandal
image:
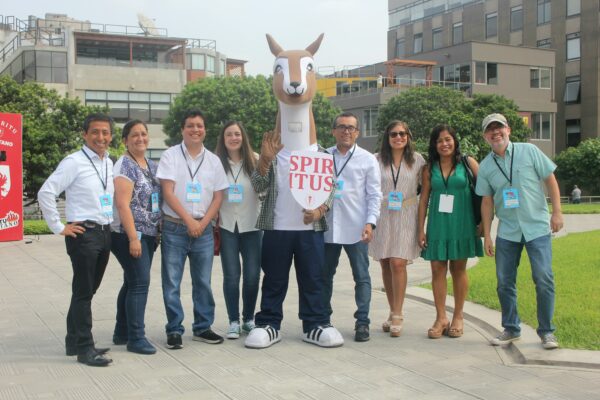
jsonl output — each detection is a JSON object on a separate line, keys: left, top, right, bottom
{"left": 390, "top": 315, "right": 404, "bottom": 337}
{"left": 427, "top": 320, "right": 449, "bottom": 339}
{"left": 448, "top": 319, "right": 464, "bottom": 338}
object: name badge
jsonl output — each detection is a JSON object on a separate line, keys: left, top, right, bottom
{"left": 388, "top": 191, "right": 403, "bottom": 211}
{"left": 151, "top": 192, "right": 159, "bottom": 213}
{"left": 136, "top": 231, "right": 142, "bottom": 240}
{"left": 503, "top": 187, "right": 520, "bottom": 209}
{"left": 438, "top": 194, "right": 454, "bottom": 213}
{"left": 99, "top": 194, "right": 113, "bottom": 217}
{"left": 186, "top": 182, "right": 202, "bottom": 203}
{"left": 228, "top": 184, "right": 243, "bottom": 203}
{"left": 334, "top": 179, "right": 344, "bottom": 199}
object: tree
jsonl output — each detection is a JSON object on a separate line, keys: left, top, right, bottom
{"left": 163, "top": 76, "right": 340, "bottom": 151}
{"left": 375, "top": 86, "right": 530, "bottom": 160}
{"left": 0, "top": 75, "right": 118, "bottom": 200}
{"left": 554, "top": 138, "right": 600, "bottom": 195}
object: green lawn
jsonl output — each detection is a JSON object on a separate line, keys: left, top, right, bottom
{"left": 550, "top": 203, "right": 600, "bottom": 214}
{"left": 24, "top": 219, "right": 53, "bottom": 235}
{"left": 451, "top": 230, "right": 600, "bottom": 350}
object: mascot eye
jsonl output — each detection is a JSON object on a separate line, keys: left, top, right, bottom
{"left": 274, "top": 64, "right": 283, "bottom": 74}
{"left": 307, "top": 63, "right": 314, "bottom": 72}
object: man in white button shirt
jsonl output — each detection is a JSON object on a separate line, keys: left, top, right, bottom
{"left": 156, "top": 109, "right": 229, "bottom": 349}
{"left": 323, "top": 112, "right": 382, "bottom": 342}
{"left": 38, "top": 113, "right": 115, "bottom": 367}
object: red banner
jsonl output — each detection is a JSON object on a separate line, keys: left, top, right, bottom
{"left": 0, "top": 113, "right": 23, "bottom": 242}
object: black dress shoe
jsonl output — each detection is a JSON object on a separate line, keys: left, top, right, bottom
{"left": 66, "top": 346, "right": 110, "bottom": 356}
{"left": 77, "top": 349, "right": 113, "bottom": 367}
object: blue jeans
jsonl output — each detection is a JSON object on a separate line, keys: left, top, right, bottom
{"left": 111, "top": 232, "right": 156, "bottom": 342}
{"left": 495, "top": 234, "right": 555, "bottom": 336}
{"left": 161, "top": 220, "right": 215, "bottom": 335}
{"left": 323, "top": 242, "right": 371, "bottom": 326}
{"left": 220, "top": 227, "right": 262, "bottom": 323}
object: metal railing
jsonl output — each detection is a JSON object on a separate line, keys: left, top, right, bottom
{"left": 186, "top": 38, "right": 217, "bottom": 50}
{"left": 554, "top": 196, "right": 600, "bottom": 204}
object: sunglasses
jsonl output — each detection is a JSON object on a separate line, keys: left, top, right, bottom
{"left": 389, "top": 131, "right": 408, "bottom": 138}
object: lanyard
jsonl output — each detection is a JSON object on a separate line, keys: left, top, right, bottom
{"left": 180, "top": 144, "right": 205, "bottom": 181}
{"left": 439, "top": 161, "right": 455, "bottom": 191}
{"left": 333, "top": 145, "right": 356, "bottom": 178}
{"left": 230, "top": 163, "right": 244, "bottom": 183}
{"left": 81, "top": 147, "right": 107, "bottom": 191}
{"left": 390, "top": 160, "right": 401, "bottom": 190}
{"left": 493, "top": 143, "right": 514, "bottom": 185}
{"left": 127, "top": 151, "right": 155, "bottom": 184}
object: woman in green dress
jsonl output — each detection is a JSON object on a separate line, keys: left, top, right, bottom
{"left": 417, "top": 125, "right": 483, "bottom": 339}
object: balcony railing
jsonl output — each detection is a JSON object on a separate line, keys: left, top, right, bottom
{"left": 76, "top": 56, "right": 183, "bottom": 70}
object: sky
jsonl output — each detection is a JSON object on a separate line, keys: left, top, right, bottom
{"left": 3, "top": 0, "right": 389, "bottom": 76}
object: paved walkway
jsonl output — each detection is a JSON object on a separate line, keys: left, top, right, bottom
{"left": 0, "top": 215, "right": 599, "bottom": 399}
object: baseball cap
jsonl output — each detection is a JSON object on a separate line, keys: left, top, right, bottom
{"left": 482, "top": 113, "right": 508, "bottom": 132}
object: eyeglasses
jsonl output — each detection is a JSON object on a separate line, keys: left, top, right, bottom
{"left": 389, "top": 131, "right": 408, "bottom": 138}
{"left": 335, "top": 125, "right": 357, "bottom": 133}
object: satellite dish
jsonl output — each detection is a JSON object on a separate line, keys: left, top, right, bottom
{"left": 137, "top": 13, "right": 159, "bottom": 36}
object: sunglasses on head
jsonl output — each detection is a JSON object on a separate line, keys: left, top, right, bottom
{"left": 389, "top": 130, "right": 408, "bottom": 138}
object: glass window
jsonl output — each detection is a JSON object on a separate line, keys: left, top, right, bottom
{"left": 395, "top": 39, "right": 405, "bottom": 58}
{"left": 531, "top": 113, "right": 552, "bottom": 140}
{"left": 150, "top": 93, "right": 171, "bottom": 103}
{"left": 475, "top": 62, "right": 486, "bottom": 84}
{"left": 220, "top": 59, "right": 226, "bottom": 75}
{"left": 36, "top": 51, "right": 52, "bottom": 67}
{"left": 363, "top": 108, "right": 379, "bottom": 137}
{"left": 453, "top": 22, "right": 462, "bottom": 45}
{"left": 107, "top": 102, "right": 128, "bottom": 121}
{"left": 413, "top": 33, "right": 423, "bottom": 54}
{"left": 206, "top": 55, "right": 215, "bottom": 72}
{"left": 540, "top": 68, "right": 551, "bottom": 88}
{"left": 129, "top": 103, "right": 150, "bottom": 121}
{"left": 432, "top": 28, "right": 443, "bottom": 50}
{"left": 530, "top": 68, "right": 540, "bottom": 88}
{"left": 129, "top": 93, "right": 150, "bottom": 102}
{"left": 487, "top": 63, "right": 497, "bottom": 85}
{"left": 564, "top": 76, "right": 581, "bottom": 103}
{"left": 189, "top": 53, "right": 205, "bottom": 70}
{"left": 36, "top": 67, "right": 52, "bottom": 83}
{"left": 567, "top": 0, "right": 581, "bottom": 16}
{"left": 486, "top": 12, "right": 498, "bottom": 38}
{"left": 51, "top": 52, "right": 67, "bottom": 68}
{"left": 52, "top": 68, "right": 67, "bottom": 83}
{"left": 511, "top": 6, "right": 523, "bottom": 31}
{"left": 538, "top": 0, "right": 551, "bottom": 25}
{"left": 86, "top": 91, "right": 107, "bottom": 100}
{"left": 150, "top": 104, "right": 169, "bottom": 123}
{"left": 108, "top": 92, "right": 128, "bottom": 101}
{"left": 23, "top": 51, "right": 35, "bottom": 69}
{"left": 566, "top": 119, "right": 581, "bottom": 147}
{"left": 567, "top": 34, "right": 580, "bottom": 60}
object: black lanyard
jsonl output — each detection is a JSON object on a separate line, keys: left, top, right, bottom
{"left": 390, "top": 160, "right": 401, "bottom": 191}
{"left": 180, "top": 144, "right": 205, "bottom": 181}
{"left": 127, "top": 151, "right": 155, "bottom": 184}
{"left": 333, "top": 145, "right": 356, "bottom": 178}
{"left": 493, "top": 143, "right": 514, "bottom": 185}
{"left": 81, "top": 147, "right": 107, "bottom": 191}
{"left": 230, "top": 162, "right": 244, "bottom": 184}
{"left": 439, "top": 161, "right": 455, "bottom": 191}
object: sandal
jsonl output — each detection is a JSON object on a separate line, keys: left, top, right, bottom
{"left": 427, "top": 320, "right": 449, "bottom": 339}
{"left": 382, "top": 312, "right": 393, "bottom": 332}
{"left": 448, "top": 319, "right": 464, "bottom": 338}
{"left": 390, "top": 315, "right": 404, "bottom": 337}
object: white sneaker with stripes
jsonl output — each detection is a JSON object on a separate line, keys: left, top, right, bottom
{"left": 302, "top": 325, "right": 344, "bottom": 348}
{"left": 244, "top": 325, "right": 281, "bottom": 349}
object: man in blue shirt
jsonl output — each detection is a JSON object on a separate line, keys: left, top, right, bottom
{"left": 476, "top": 113, "right": 563, "bottom": 350}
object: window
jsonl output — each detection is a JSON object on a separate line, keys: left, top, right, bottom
{"left": 206, "top": 56, "right": 215, "bottom": 72}
{"left": 475, "top": 62, "right": 497, "bottom": 85}
{"left": 567, "top": 0, "right": 581, "bottom": 16}
{"left": 564, "top": 76, "right": 581, "bottom": 104}
{"left": 395, "top": 39, "right": 405, "bottom": 58}
{"left": 187, "top": 53, "right": 205, "bottom": 70}
{"left": 363, "top": 108, "right": 379, "bottom": 137}
{"left": 530, "top": 67, "right": 551, "bottom": 88}
{"left": 537, "top": 38, "right": 552, "bottom": 48}
{"left": 8, "top": 50, "right": 68, "bottom": 84}
{"left": 220, "top": 59, "right": 226, "bottom": 75}
{"left": 453, "top": 22, "right": 462, "bottom": 45}
{"left": 531, "top": 113, "right": 552, "bottom": 140}
{"left": 566, "top": 119, "right": 581, "bottom": 147}
{"left": 432, "top": 28, "right": 443, "bottom": 50}
{"left": 538, "top": 0, "right": 551, "bottom": 25}
{"left": 486, "top": 12, "right": 498, "bottom": 38}
{"left": 567, "top": 33, "right": 581, "bottom": 60}
{"left": 413, "top": 33, "right": 423, "bottom": 54}
{"left": 511, "top": 6, "right": 523, "bottom": 31}
{"left": 85, "top": 91, "right": 172, "bottom": 123}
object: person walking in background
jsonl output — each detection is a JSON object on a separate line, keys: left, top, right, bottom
{"left": 156, "top": 109, "right": 229, "bottom": 349}
{"left": 214, "top": 121, "right": 262, "bottom": 340}
{"left": 322, "top": 112, "right": 381, "bottom": 342}
{"left": 571, "top": 185, "right": 581, "bottom": 204}
{"left": 38, "top": 113, "right": 115, "bottom": 367}
{"left": 418, "top": 125, "right": 483, "bottom": 339}
{"left": 110, "top": 120, "right": 161, "bottom": 355}
{"left": 369, "top": 120, "right": 426, "bottom": 337}
{"left": 476, "top": 113, "right": 563, "bottom": 350}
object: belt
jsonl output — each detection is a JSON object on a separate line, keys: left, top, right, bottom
{"left": 68, "top": 220, "right": 111, "bottom": 230}
{"left": 163, "top": 215, "right": 203, "bottom": 225}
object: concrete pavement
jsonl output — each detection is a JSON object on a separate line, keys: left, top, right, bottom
{"left": 0, "top": 215, "right": 599, "bottom": 399}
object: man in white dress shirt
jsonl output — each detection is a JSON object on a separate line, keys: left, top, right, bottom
{"left": 322, "top": 112, "right": 382, "bottom": 342}
{"left": 38, "top": 113, "right": 115, "bottom": 367}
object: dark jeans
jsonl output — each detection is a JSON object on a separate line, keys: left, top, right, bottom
{"left": 255, "top": 230, "right": 329, "bottom": 333}
{"left": 111, "top": 231, "right": 157, "bottom": 342}
{"left": 64, "top": 225, "right": 111, "bottom": 354}
{"left": 220, "top": 227, "right": 262, "bottom": 323}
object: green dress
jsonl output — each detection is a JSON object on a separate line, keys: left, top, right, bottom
{"left": 421, "top": 162, "right": 483, "bottom": 261}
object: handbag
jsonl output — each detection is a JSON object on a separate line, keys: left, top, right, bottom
{"left": 213, "top": 216, "right": 221, "bottom": 256}
{"left": 461, "top": 155, "right": 482, "bottom": 226}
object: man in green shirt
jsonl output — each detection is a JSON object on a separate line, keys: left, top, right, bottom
{"left": 476, "top": 113, "right": 563, "bottom": 350}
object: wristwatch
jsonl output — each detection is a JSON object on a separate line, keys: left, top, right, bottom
{"left": 368, "top": 223, "right": 376, "bottom": 230}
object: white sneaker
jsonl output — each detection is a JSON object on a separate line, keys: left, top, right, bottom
{"left": 244, "top": 325, "right": 281, "bottom": 349}
{"left": 302, "top": 325, "right": 344, "bottom": 348}
{"left": 242, "top": 320, "right": 255, "bottom": 334}
{"left": 226, "top": 321, "right": 241, "bottom": 340}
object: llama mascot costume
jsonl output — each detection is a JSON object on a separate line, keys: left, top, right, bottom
{"left": 244, "top": 34, "right": 344, "bottom": 349}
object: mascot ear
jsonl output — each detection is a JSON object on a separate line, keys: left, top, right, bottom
{"left": 305, "top": 33, "right": 324, "bottom": 56}
{"left": 266, "top": 34, "right": 283, "bottom": 57}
